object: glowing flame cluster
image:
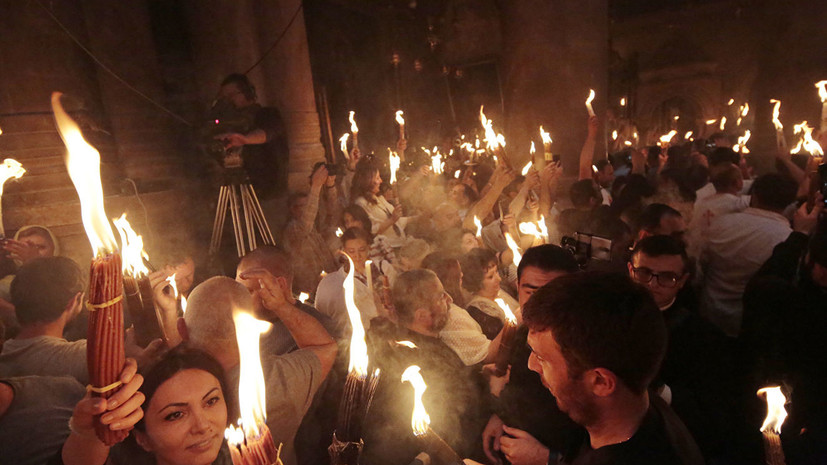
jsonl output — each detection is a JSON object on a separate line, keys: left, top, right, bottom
{"left": 770, "top": 99, "right": 783, "bottom": 131}
{"left": 479, "top": 106, "right": 505, "bottom": 151}
{"left": 736, "top": 102, "right": 749, "bottom": 126}
{"left": 539, "top": 126, "right": 552, "bottom": 147}
{"left": 112, "top": 214, "right": 149, "bottom": 277}
{"left": 504, "top": 232, "right": 522, "bottom": 267}
{"left": 388, "top": 149, "right": 401, "bottom": 184}
{"left": 0, "top": 159, "right": 26, "bottom": 196}
{"left": 659, "top": 130, "right": 677, "bottom": 146}
{"left": 494, "top": 297, "right": 518, "bottom": 325}
{"left": 790, "top": 121, "right": 823, "bottom": 156}
{"left": 757, "top": 386, "right": 787, "bottom": 434}
{"left": 52, "top": 92, "right": 118, "bottom": 255}
{"left": 733, "top": 130, "right": 751, "bottom": 154}
{"left": 226, "top": 312, "right": 272, "bottom": 444}
{"left": 343, "top": 254, "right": 369, "bottom": 376}
{"left": 430, "top": 149, "right": 444, "bottom": 175}
{"left": 401, "top": 365, "right": 430, "bottom": 436}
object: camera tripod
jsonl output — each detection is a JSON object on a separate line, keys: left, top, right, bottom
{"left": 209, "top": 166, "right": 275, "bottom": 258}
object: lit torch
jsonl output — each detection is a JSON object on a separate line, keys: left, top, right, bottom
{"left": 395, "top": 110, "right": 406, "bottom": 141}
{"left": 349, "top": 111, "right": 359, "bottom": 149}
{"left": 52, "top": 91, "right": 125, "bottom": 446}
{"left": 401, "top": 366, "right": 463, "bottom": 465}
{"left": 585, "top": 89, "right": 596, "bottom": 117}
{"left": 770, "top": 99, "right": 787, "bottom": 152}
{"left": 113, "top": 213, "right": 166, "bottom": 347}
{"left": 790, "top": 121, "right": 823, "bottom": 157}
{"left": 492, "top": 298, "right": 519, "bottom": 376}
{"left": 330, "top": 254, "right": 381, "bottom": 464}
{"left": 225, "top": 312, "right": 282, "bottom": 465}
{"left": 431, "top": 150, "right": 444, "bottom": 175}
{"left": 480, "top": 106, "right": 510, "bottom": 169}
{"left": 473, "top": 215, "right": 482, "bottom": 239}
{"left": 339, "top": 133, "right": 350, "bottom": 161}
{"left": 504, "top": 232, "right": 522, "bottom": 268}
{"left": 659, "top": 130, "right": 677, "bottom": 148}
{"left": 757, "top": 386, "right": 788, "bottom": 465}
{"left": 733, "top": 130, "right": 752, "bottom": 154}
{"left": 814, "top": 80, "right": 827, "bottom": 133}
{"left": 540, "top": 126, "right": 552, "bottom": 164}
{"left": 0, "top": 158, "right": 26, "bottom": 237}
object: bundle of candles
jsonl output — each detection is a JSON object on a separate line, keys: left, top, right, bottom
{"left": 330, "top": 253, "right": 381, "bottom": 465}
{"left": 758, "top": 386, "right": 788, "bottom": 465}
{"left": 225, "top": 312, "right": 282, "bottom": 465}
{"left": 492, "top": 298, "right": 519, "bottom": 377}
{"left": 113, "top": 213, "right": 166, "bottom": 347}
{"left": 401, "top": 366, "right": 463, "bottom": 465}
{"left": 52, "top": 92, "right": 127, "bottom": 445}
{"left": 0, "top": 158, "right": 26, "bottom": 238}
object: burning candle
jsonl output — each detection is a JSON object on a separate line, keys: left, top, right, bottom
{"left": 113, "top": 214, "right": 166, "bottom": 347}
{"left": 770, "top": 99, "right": 787, "bottom": 152}
{"left": 365, "top": 259, "right": 373, "bottom": 294}
{"left": 336, "top": 227, "right": 344, "bottom": 238}
{"left": 520, "top": 161, "right": 532, "bottom": 176}
{"left": 388, "top": 149, "right": 401, "bottom": 185}
{"left": 339, "top": 133, "right": 350, "bottom": 161}
{"left": 504, "top": 232, "right": 522, "bottom": 268}
{"left": 518, "top": 221, "right": 543, "bottom": 245}
{"left": 298, "top": 292, "right": 310, "bottom": 304}
{"left": 585, "top": 89, "right": 596, "bottom": 117}
{"left": 0, "top": 158, "right": 25, "bottom": 237}
{"left": 757, "top": 386, "right": 788, "bottom": 465}
{"left": 225, "top": 312, "right": 281, "bottom": 465}
{"left": 53, "top": 92, "right": 127, "bottom": 446}
{"left": 431, "top": 151, "right": 444, "bottom": 175}
{"left": 401, "top": 366, "right": 463, "bottom": 465}
{"left": 473, "top": 215, "right": 482, "bottom": 239}
{"left": 492, "top": 299, "right": 519, "bottom": 377}
{"left": 814, "top": 80, "right": 827, "bottom": 133}
{"left": 659, "top": 130, "right": 677, "bottom": 147}
{"left": 349, "top": 111, "right": 359, "bottom": 149}
{"left": 539, "top": 126, "right": 552, "bottom": 163}
{"left": 537, "top": 215, "right": 549, "bottom": 243}
{"left": 395, "top": 110, "right": 406, "bottom": 141}
{"left": 719, "top": 116, "right": 727, "bottom": 131}
{"left": 790, "top": 122, "right": 824, "bottom": 157}
{"left": 733, "top": 130, "right": 752, "bottom": 154}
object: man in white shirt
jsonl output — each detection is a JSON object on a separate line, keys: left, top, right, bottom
{"left": 699, "top": 173, "right": 798, "bottom": 337}
{"left": 687, "top": 163, "right": 750, "bottom": 259}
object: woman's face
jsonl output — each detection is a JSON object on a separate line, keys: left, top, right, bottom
{"left": 343, "top": 238, "right": 369, "bottom": 273}
{"left": 461, "top": 232, "right": 480, "bottom": 254}
{"left": 137, "top": 369, "right": 227, "bottom": 465}
{"left": 478, "top": 263, "right": 501, "bottom": 299}
{"left": 370, "top": 171, "right": 382, "bottom": 195}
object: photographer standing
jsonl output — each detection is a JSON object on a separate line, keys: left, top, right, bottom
{"left": 213, "top": 73, "right": 289, "bottom": 229}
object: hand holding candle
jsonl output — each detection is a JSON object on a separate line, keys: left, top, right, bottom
{"left": 757, "top": 386, "right": 788, "bottom": 465}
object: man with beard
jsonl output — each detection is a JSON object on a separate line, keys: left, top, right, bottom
{"left": 523, "top": 272, "right": 703, "bottom": 465}
{"left": 363, "top": 269, "right": 487, "bottom": 465}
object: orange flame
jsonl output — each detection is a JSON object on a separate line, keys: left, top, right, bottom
{"left": 770, "top": 99, "right": 783, "bottom": 131}
{"left": 401, "top": 365, "right": 430, "bottom": 436}
{"left": 495, "top": 298, "right": 518, "bottom": 325}
{"left": 815, "top": 80, "right": 827, "bottom": 103}
{"left": 348, "top": 111, "right": 359, "bottom": 134}
{"left": 537, "top": 215, "right": 549, "bottom": 242}
{"left": 791, "top": 121, "right": 823, "bottom": 156}
{"left": 757, "top": 386, "right": 787, "bottom": 434}
{"left": 339, "top": 133, "right": 350, "bottom": 158}
{"left": 226, "top": 312, "right": 272, "bottom": 443}
{"left": 504, "top": 232, "right": 522, "bottom": 267}
{"left": 395, "top": 110, "right": 405, "bottom": 126}
{"left": 0, "top": 159, "right": 25, "bottom": 196}
{"left": 518, "top": 221, "right": 542, "bottom": 241}
{"left": 389, "top": 149, "right": 401, "bottom": 184}
{"left": 112, "top": 213, "right": 149, "bottom": 277}
{"left": 473, "top": 216, "right": 482, "bottom": 238}
{"left": 479, "top": 106, "right": 501, "bottom": 151}
{"left": 539, "top": 126, "right": 552, "bottom": 146}
{"left": 343, "top": 253, "right": 369, "bottom": 376}
{"left": 298, "top": 292, "right": 310, "bottom": 303}
{"left": 52, "top": 92, "right": 118, "bottom": 255}
{"left": 521, "top": 161, "right": 532, "bottom": 176}
{"left": 395, "top": 340, "right": 417, "bottom": 348}
{"left": 585, "top": 89, "right": 596, "bottom": 116}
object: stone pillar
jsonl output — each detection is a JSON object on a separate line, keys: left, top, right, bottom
{"left": 253, "top": 0, "right": 325, "bottom": 191}
{"left": 500, "top": 0, "right": 609, "bottom": 173}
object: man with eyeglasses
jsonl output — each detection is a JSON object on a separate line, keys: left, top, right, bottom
{"left": 628, "top": 235, "right": 737, "bottom": 462}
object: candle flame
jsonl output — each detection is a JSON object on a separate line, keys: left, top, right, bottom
{"left": 229, "top": 312, "right": 272, "bottom": 441}
{"left": 389, "top": 149, "right": 401, "bottom": 184}
{"left": 537, "top": 215, "right": 549, "bottom": 242}
{"left": 454, "top": 170, "right": 461, "bottom": 179}
{"left": 740, "top": 102, "right": 749, "bottom": 117}
{"left": 706, "top": 119, "right": 717, "bottom": 125}
{"left": 395, "top": 110, "right": 405, "bottom": 126}
{"left": 51, "top": 92, "right": 118, "bottom": 256}
{"left": 343, "top": 253, "right": 369, "bottom": 376}
{"left": 757, "top": 386, "right": 787, "bottom": 434}
{"left": 624, "top": 141, "right": 632, "bottom": 146}
{"left": 0, "top": 159, "right": 26, "bottom": 196}
{"left": 431, "top": 151, "right": 444, "bottom": 174}
{"left": 461, "top": 142, "right": 474, "bottom": 153}
{"left": 112, "top": 214, "right": 148, "bottom": 277}
{"left": 479, "top": 106, "right": 503, "bottom": 151}
{"left": 790, "top": 121, "right": 823, "bottom": 156}
{"left": 727, "top": 98, "right": 734, "bottom": 106}
{"left": 401, "top": 365, "right": 430, "bottom": 436}
{"left": 592, "top": 164, "right": 598, "bottom": 173}
{"left": 770, "top": 99, "right": 783, "bottom": 130}
{"left": 167, "top": 273, "right": 179, "bottom": 299}
{"left": 504, "top": 232, "right": 522, "bottom": 267}
{"left": 474, "top": 215, "right": 482, "bottom": 238}
{"left": 530, "top": 141, "right": 536, "bottom": 154}
{"left": 611, "top": 130, "right": 618, "bottom": 140}
{"left": 339, "top": 133, "right": 350, "bottom": 158}
{"left": 815, "top": 80, "right": 827, "bottom": 103}
{"left": 298, "top": 292, "right": 309, "bottom": 303}
{"left": 518, "top": 222, "right": 542, "bottom": 241}
{"left": 585, "top": 89, "right": 595, "bottom": 106}
{"left": 539, "top": 126, "right": 552, "bottom": 146}
{"left": 733, "top": 130, "right": 752, "bottom": 154}
{"left": 620, "top": 97, "right": 626, "bottom": 106}
{"left": 684, "top": 131, "right": 693, "bottom": 140}
{"left": 348, "top": 111, "right": 358, "bottom": 133}
{"left": 494, "top": 297, "right": 518, "bottom": 324}
{"left": 336, "top": 227, "right": 344, "bottom": 237}
{"left": 521, "top": 161, "right": 532, "bottom": 176}
{"left": 395, "top": 340, "right": 417, "bottom": 348}
{"left": 659, "top": 130, "right": 677, "bottom": 146}
{"left": 719, "top": 117, "right": 727, "bottom": 131}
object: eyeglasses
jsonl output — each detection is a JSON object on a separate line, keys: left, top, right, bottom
{"left": 630, "top": 266, "right": 684, "bottom": 288}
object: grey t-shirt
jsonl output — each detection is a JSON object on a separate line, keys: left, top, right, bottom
{"left": 0, "top": 336, "right": 88, "bottom": 384}
{"left": 226, "top": 348, "right": 322, "bottom": 465}
{"left": 0, "top": 376, "right": 86, "bottom": 465}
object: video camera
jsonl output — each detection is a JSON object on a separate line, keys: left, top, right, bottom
{"left": 200, "top": 99, "right": 254, "bottom": 168}
{"left": 561, "top": 232, "right": 614, "bottom": 267}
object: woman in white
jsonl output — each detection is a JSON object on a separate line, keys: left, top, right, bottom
{"left": 350, "top": 160, "right": 410, "bottom": 248}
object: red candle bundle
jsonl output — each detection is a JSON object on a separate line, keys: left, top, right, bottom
{"left": 86, "top": 253, "right": 127, "bottom": 446}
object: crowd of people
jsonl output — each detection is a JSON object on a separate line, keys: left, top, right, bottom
{"left": 0, "top": 73, "right": 826, "bottom": 465}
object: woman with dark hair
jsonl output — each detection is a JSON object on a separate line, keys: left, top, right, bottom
{"left": 62, "top": 347, "right": 233, "bottom": 465}
{"left": 342, "top": 204, "right": 396, "bottom": 266}
{"left": 350, "top": 160, "right": 409, "bottom": 248}
{"left": 458, "top": 248, "right": 518, "bottom": 340}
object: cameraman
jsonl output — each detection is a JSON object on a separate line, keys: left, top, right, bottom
{"left": 213, "top": 74, "right": 289, "bottom": 225}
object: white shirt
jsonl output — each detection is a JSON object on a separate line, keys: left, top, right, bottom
{"left": 699, "top": 208, "right": 791, "bottom": 337}
{"left": 354, "top": 195, "right": 410, "bottom": 248}
{"left": 439, "top": 304, "right": 491, "bottom": 366}
{"left": 695, "top": 179, "right": 753, "bottom": 202}
{"left": 687, "top": 192, "right": 750, "bottom": 259}
{"left": 314, "top": 267, "right": 378, "bottom": 332}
